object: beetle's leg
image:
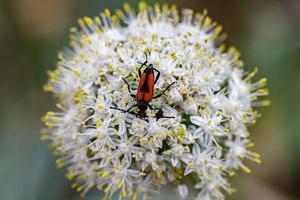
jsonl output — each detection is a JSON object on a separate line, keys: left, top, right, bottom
{"left": 138, "top": 64, "right": 143, "bottom": 78}
{"left": 110, "top": 107, "right": 126, "bottom": 112}
{"left": 126, "top": 104, "right": 138, "bottom": 112}
{"left": 153, "top": 81, "right": 176, "bottom": 99}
{"left": 148, "top": 104, "right": 160, "bottom": 111}
{"left": 144, "top": 51, "right": 148, "bottom": 63}
{"left": 122, "top": 77, "right": 136, "bottom": 98}
{"left": 158, "top": 116, "right": 175, "bottom": 119}
{"left": 139, "top": 116, "right": 149, "bottom": 122}
{"left": 137, "top": 52, "right": 149, "bottom": 77}
{"left": 155, "top": 109, "right": 175, "bottom": 120}
{"left": 153, "top": 68, "right": 160, "bottom": 84}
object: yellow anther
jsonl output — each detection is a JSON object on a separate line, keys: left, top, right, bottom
{"left": 170, "top": 5, "right": 178, "bottom": 12}
{"left": 227, "top": 47, "right": 239, "bottom": 57}
{"left": 254, "top": 158, "right": 262, "bottom": 164}
{"left": 243, "top": 114, "right": 249, "bottom": 122}
{"left": 111, "top": 15, "right": 119, "bottom": 26}
{"left": 87, "top": 183, "right": 94, "bottom": 189}
{"left": 97, "top": 170, "right": 105, "bottom": 176}
{"left": 58, "top": 51, "right": 64, "bottom": 59}
{"left": 123, "top": 3, "right": 132, "bottom": 13}
{"left": 78, "top": 18, "right": 85, "bottom": 27}
{"left": 117, "top": 180, "right": 123, "bottom": 188}
{"left": 52, "top": 116, "right": 60, "bottom": 122}
{"left": 43, "top": 85, "right": 53, "bottom": 92}
{"left": 258, "top": 78, "right": 267, "bottom": 87}
{"left": 229, "top": 171, "right": 235, "bottom": 176}
{"left": 96, "top": 120, "right": 104, "bottom": 128}
{"left": 73, "top": 97, "right": 81, "bottom": 104}
{"left": 241, "top": 165, "right": 251, "bottom": 174}
{"left": 76, "top": 185, "right": 84, "bottom": 192}
{"left": 246, "top": 142, "right": 255, "bottom": 148}
{"left": 139, "top": 1, "right": 148, "bottom": 10}
{"left": 40, "top": 135, "right": 49, "bottom": 141}
{"left": 55, "top": 159, "right": 64, "bottom": 168}
{"left": 97, "top": 104, "right": 105, "bottom": 109}
{"left": 207, "top": 120, "right": 212, "bottom": 126}
{"left": 251, "top": 96, "right": 258, "bottom": 101}
{"left": 139, "top": 137, "right": 148, "bottom": 145}
{"left": 214, "top": 25, "right": 223, "bottom": 34}
{"left": 56, "top": 103, "right": 63, "bottom": 110}
{"left": 133, "top": 193, "right": 137, "bottom": 200}
{"left": 115, "top": 166, "right": 122, "bottom": 171}
{"left": 83, "top": 16, "right": 94, "bottom": 27}
{"left": 104, "top": 185, "right": 111, "bottom": 193}
{"left": 105, "top": 83, "right": 110, "bottom": 90}
{"left": 251, "top": 152, "right": 261, "bottom": 158}
{"left": 154, "top": 2, "right": 161, "bottom": 11}
{"left": 227, "top": 188, "right": 235, "bottom": 195}
{"left": 216, "top": 111, "right": 222, "bottom": 116}
{"left": 46, "top": 111, "right": 54, "bottom": 116}
{"left": 108, "top": 65, "right": 114, "bottom": 72}
{"left": 170, "top": 52, "right": 176, "bottom": 59}
{"left": 95, "top": 16, "right": 102, "bottom": 25}
{"left": 120, "top": 190, "right": 127, "bottom": 197}
{"left": 257, "top": 88, "right": 269, "bottom": 95}
{"left": 71, "top": 68, "right": 81, "bottom": 77}
{"left": 70, "top": 27, "right": 78, "bottom": 34}
{"left": 152, "top": 34, "right": 157, "bottom": 41}
{"left": 188, "top": 163, "right": 195, "bottom": 169}
{"left": 194, "top": 43, "right": 201, "bottom": 49}
{"left": 204, "top": 16, "right": 212, "bottom": 26}
{"left": 261, "top": 100, "right": 272, "bottom": 106}
{"left": 116, "top": 9, "right": 124, "bottom": 18}
{"left": 66, "top": 173, "right": 74, "bottom": 180}
{"left": 45, "top": 122, "right": 54, "bottom": 128}
{"left": 104, "top": 9, "right": 111, "bottom": 17}
{"left": 145, "top": 47, "right": 150, "bottom": 54}
{"left": 218, "top": 44, "right": 226, "bottom": 52}
{"left": 71, "top": 183, "right": 78, "bottom": 188}
{"left": 203, "top": 75, "right": 209, "bottom": 81}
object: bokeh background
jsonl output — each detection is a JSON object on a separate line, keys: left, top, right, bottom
{"left": 0, "top": 0, "right": 299, "bottom": 199}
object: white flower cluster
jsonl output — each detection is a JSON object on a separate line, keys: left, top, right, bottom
{"left": 42, "top": 2, "right": 269, "bottom": 200}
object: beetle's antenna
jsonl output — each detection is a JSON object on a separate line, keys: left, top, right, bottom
{"left": 138, "top": 52, "right": 149, "bottom": 67}
{"left": 144, "top": 51, "right": 148, "bottom": 63}
{"left": 153, "top": 81, "right": 177, "bottom": 99}
{"left": 110, "top": 107, "right": 138, "bottom": 117}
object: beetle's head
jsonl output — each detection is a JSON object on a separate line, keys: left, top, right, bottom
{"left": 148, "top": 63, "right": 153, "bottom": 68}
{"left": 137, "top": 101, "right": 148, "bottom": 118}
{"left": 138, "top": 101, "right": 148, "bottom": 111}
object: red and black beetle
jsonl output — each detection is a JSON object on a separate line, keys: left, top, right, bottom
{"left": 110, "top": 52, "right": 176, "bottom": 119}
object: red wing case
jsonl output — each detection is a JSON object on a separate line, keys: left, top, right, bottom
{"left": 136, "top": 72, "right": 154, "bottom": 102}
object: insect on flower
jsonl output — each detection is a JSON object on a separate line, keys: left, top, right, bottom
{"left": 42, "top": 2, "right": 270, "bottom": 199}
{"left": 110, "top": 52, "right": 176, "bottom": 120}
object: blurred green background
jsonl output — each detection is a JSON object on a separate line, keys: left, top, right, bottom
{"left": 0, "top": 0, "right": 299, "bottom": 199}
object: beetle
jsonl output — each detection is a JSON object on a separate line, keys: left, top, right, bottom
{"left": 110, "top": 52, "right": 176, "bottom": 119}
